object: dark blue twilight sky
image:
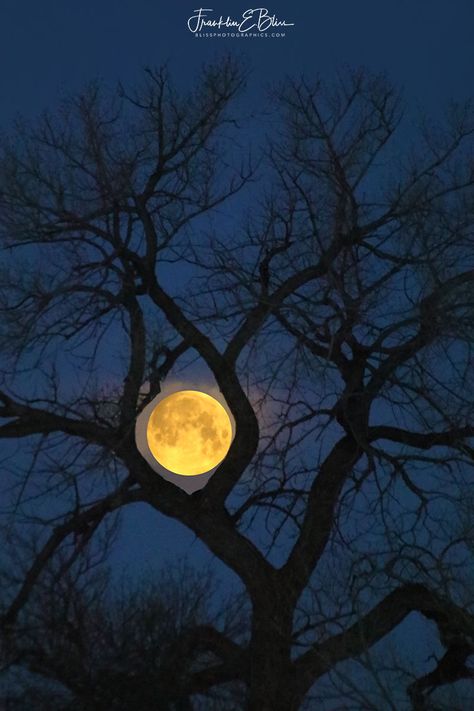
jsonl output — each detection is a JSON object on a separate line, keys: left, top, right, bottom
{"left": 1, "top": 2, "right": 474, "bottom": 581}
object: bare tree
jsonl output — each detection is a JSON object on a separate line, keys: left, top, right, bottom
{"left": 1, "top": 559, "right": 247, "bottom": 710}
{"left": 0, "top": 58, "right": 474, "bottom": 709}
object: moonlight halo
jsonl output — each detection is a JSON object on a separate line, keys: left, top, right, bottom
{"left": 146, "top": 390, "right": 233, "bottom": 476}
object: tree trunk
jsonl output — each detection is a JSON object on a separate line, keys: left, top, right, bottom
{"left": 247, "top": 668, "right": 302, "bottom": 711}
{"left": 246, "top": 598, "right": 304, "bottom": 711}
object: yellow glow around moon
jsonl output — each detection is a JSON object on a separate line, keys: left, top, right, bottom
{"left": 146, "top": 390, "right": 233, "bottom": 476}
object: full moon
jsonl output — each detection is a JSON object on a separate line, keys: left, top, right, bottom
{"left": 146, "top": 390, "right": 233, "bottom": 476}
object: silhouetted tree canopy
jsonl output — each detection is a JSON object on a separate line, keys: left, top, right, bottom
{"left": 0, "top": 58, "right": 473, "bottom": 709}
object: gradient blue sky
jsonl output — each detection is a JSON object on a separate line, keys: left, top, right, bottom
{"left": 2, "top": 0, "right": 474, "bottom": 583}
